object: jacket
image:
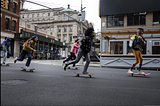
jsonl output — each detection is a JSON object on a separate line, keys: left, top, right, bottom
{"left": 80, "top": 36, "right": 92, "bottom": 53}
{"left": 1, "top": 36, "right": 11, "bottom": 51}
{"left": 70, "top": 42, "right": 79, "bottom": 55}
{"left": 23, "top": 40, "right": 37, "bottom": 56}
{"left": 132, "top": 34, "right": 146, "bottom": 51}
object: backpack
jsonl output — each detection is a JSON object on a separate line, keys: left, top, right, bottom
{"left": 129, "top": 35, "right": 138, "bottom": 48}
{"left": 80, "top": 36, "right": 91, "bottom": 53}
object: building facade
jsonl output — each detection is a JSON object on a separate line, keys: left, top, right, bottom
{"left": 1, "top": 0, "right": 20, "bottom": 57}
{"left": 99, "top": 0, "right": 160, "bottom": 69}
{"left": 100, "top": 0, "right": 160, "bottom": 55}
{"left": 20, "top": 4, "right": 89, "bottom": 57}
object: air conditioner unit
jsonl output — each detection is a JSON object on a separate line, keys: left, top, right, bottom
{"left": 153, "top": 41, "right": 160, "bottom": 46}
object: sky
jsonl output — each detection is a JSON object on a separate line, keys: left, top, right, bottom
{"left": 23, "top": 0, "right": 101, "bottom": 32}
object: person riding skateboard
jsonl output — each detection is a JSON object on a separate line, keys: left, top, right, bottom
{"left": 63, "top": 27, "right": 95, "bottom": 74}
{"left": 62, "top": 39, "right": 80, "bottom": 67}
{"left": 1, "top": 36, "right": 12, "bottom": 65}
{"left": 128, "top": 28, "right": 146, "bottom": 74}
{"left": 14, "top": 36, "right": 38, "bottom": 71}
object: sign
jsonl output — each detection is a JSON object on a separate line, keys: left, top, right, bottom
{"left": 77, "top": 11, "right": 85, "bottom": 22}
{"left": 77, "top": 34, "right": 84, "bottom": 37}
{"left": 51, "top": 47, "right": 53, "bottom": 50}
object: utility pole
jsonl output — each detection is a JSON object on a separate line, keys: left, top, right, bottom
{"left": 78, "top": 0, "right": 84, "bottom": 65}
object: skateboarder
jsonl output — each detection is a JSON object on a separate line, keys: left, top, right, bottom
{"left": 14, "top": 36, "right": 38, "bottom": 71}
{"left": 128, "top": 28, "right": 146, "bottom": 74}
{"left": 1, "top": 36, "right": 12, "bottom": 65}
{"left": 64, "top": 27, "right": 95, "bottom": 74}
{"left": 62, "top": 39, "right": 80, "bottom": 67}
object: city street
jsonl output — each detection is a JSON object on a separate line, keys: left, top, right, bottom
{"left": 1, "top": 61, "right": 160, "bottom": 106}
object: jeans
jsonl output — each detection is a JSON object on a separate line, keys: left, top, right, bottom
{"left": 66, "top": 48, "right": 90, "bottom": 73}
{"left": 2, "top": 51, "right": 7, "bottom": 64}
{"left": 17, "top": 49, "right": 32, "bottom": 67}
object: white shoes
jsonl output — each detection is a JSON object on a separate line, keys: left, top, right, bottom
{"left": 128, "top": 69, "right": 133, "bottom": 73}
{"left": 25, "top": 67, "right": 30, "bottom": 71}
{"left": 138, "top": 70, "right": 145, "bottom": 74}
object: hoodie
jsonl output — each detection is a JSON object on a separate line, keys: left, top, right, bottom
{"left": 1, "top": 36, "right": 11, "bottom": 51}
{"left": 70, "top": 42, "right": 79, "bottom": 55}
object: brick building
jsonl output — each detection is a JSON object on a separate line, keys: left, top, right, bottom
{"left": 1, "top": 0, "right": 20, "bottom": 57}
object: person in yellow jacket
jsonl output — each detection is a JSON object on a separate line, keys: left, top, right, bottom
{"left": 14, "top": 36, "right": 38, "bottom": 70}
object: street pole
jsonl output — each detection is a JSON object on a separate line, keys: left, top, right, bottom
{"left": 78, "top": 0, "right": 84, "bottom": 65}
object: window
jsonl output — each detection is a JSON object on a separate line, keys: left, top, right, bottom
{"left": 45, "top": 28, "right": 47, "bottom": 30}
{"left": 107, "top": 14, "right": 124, "bottom": 27}
{"left": 12, "top": 20, "right": 16, "bottom": 31}
{"left": 32, "top": 14, "right": 34, "bottom": 18}
{"left": 48, "top": 13, "right": 50, "bottom": 16}
{"left": 63, "top": 35, "right": 67, "bottom": 42}
{"left": 53, "top": 12, "right": 55, "bottom": 16}
{"left": 127, "top": 13, "right": 145, "bottom": 26}
{"left": 43, "top": 13, "right": 45, "bottom": 17}
{"left": 70, "top": 26, "right": 72, "bottom": 32}
{"left": 13, "top": 2, "right": 17, "bottom": 13}
{"left": 50, "top": 28, "right": 53, "bottom": 31}
{"left": 58, "top": 27, "right": 61, "bottom": 32}
{"left": 153, "top": 11, "right": 160, "bottom": 24}
{"left": 22, "top": 15, "right": 24, "bottom": 18}
{"left": 5, "top": 18, "right": 10, "bottom": 30}
{"left": 7, "top": 0, "right": 10, "bottom": 11}
{"left": 58, "top": 35, "right": 61, "bottom": 42}
{"left": 110, "top": 42, "right": 123, "bottom": 54}
{"left": 69, "top": 34, "right": 72, "bottom": 42}
{"left": 37, "top": 14, "right": 39, "bottom": 17}
{"left": 27, "top": 14, "right": 29, "bottom": 18}
{"left": 58, "top": 16, "right": 61, "bottom": 20}
{"left": 70, "top": 15, "right": 72, "bottom": 19}
{"left": 64, "top": 26, "right": 67, "bottom": 32}
{"left": 64, "top": 15, "right": 67, "bottom": 20}
{"left": 68, "top": 46, "right": 71, "bottom": 52}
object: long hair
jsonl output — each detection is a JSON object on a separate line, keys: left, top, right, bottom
{"left": 85, "top": 27, "right": 94, "bottom": 36}
{"left": 75, "top": 39, "right": 79, "bottom": 43}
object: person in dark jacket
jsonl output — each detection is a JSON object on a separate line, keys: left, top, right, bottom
{"left": 1, "top": 36, "right": 12, "bottom": 64}
{"left": 128, "top": 28, "right": 146, "bottom": 74}
{"left": 64, "top": 27, "right": 95, "bottom": 74}
{"left": 14, "top": 36, "right": 38, "bottom": 71}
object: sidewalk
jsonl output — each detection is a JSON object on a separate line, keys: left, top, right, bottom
{"left": 1, "top": 57, "right": 100, "bottom": 67}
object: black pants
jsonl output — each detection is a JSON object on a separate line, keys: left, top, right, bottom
{"left": 63, "top": 52, "right": 76, "bottom": 67}
{"left": 17, "top": 49, "right": 32, "bottom": 67}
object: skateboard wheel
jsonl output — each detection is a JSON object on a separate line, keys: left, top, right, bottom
{"left": 68, "top": 67, "right": 70, "bottom": 69}
{"left": 89, "top": 75, "right": 92, "bottom": 78}
{"left": 75, "top": 68, "right": 77, "bottom": 69}
{"left": 76, "top": 74, "right": 79, "bottom": 77}
{"left": 131, "top": 73, "right": 133, "bottom": 76}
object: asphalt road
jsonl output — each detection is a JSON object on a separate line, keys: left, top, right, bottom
{"left": 1, "top": 62, "right": 160, "bottom": 106}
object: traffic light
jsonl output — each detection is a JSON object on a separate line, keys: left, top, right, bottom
{"left": 1, "top": 0, "right": 8, "bottom": 9}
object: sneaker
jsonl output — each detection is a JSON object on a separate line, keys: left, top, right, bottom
{"left": 128, "top": 69, "right": 133, "bottom": 74}
{"left": 63, "top": 64, "right": 68, "bottom": 71}
{"left": 82, "top": 72, "right": 88, "bottom": 74}
{"left": 14, "top": 57, "right": 18, "bottom": 63}
{"left": 138, "top": 70, "right": 145, "bottom": 74}
{"left": 25, "top": 67, "right": 30, "bottom": 71}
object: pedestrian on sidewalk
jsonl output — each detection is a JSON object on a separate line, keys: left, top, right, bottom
{"left": 63, "top": 27, "right": 95, "bottom": 74}
{"left": 1, "top": 36, "right": 12, "bottom": 65}
{"left": 14, "top": 36, "right": 38, "bottom": 71}
{"left": 128, "top": 28, "right": 146, "bottom": 74}
{"left": 62, "top": 39, "right": 80, "bottom": 67}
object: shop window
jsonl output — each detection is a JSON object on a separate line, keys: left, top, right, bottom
{"left": 107, "top": 14, "right": 124, "bottom": 27}
{"left": 110, "top": 42, "right": 123, "bottom": 54}
{"left": 127, "top": 13, "right": 145, "bottom": 26}
{"left": 153, "top": 11, "right": 160, "bottom": 25}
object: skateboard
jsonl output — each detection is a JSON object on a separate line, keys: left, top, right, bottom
{"left": 72, "top": 72, "right": 94, "bottom": 78}
{"left": 21, "top": 67, "right": 35, "bottom": 72}
{"left": 0, "top": 63, "right": 11, "bottom": 66}
{"left": 127, "top": 72, "right": 150, "bottom": 77}
{"left": 68, "top": 66, "right": 79, "bottom": 70}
